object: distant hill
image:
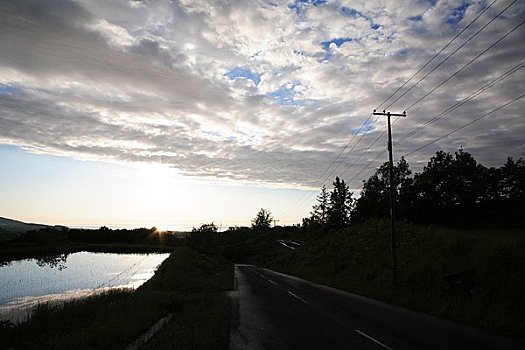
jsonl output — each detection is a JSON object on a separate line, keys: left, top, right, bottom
{"left": 0, "top": 217, "right": 49, "bottom": 238}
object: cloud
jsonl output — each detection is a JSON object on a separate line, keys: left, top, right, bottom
{"left": 0, "top": 0, "right": 524, "bottom": 190}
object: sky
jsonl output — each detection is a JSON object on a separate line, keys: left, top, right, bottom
{"left": 0, "top": 0, "right": 524, "bottom": 230}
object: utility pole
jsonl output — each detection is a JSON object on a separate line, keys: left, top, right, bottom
{"left": 372, "top": 109, "right": 407, "bottom": 288}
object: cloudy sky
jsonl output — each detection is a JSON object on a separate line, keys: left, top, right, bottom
{"left": 1, "top": 0, "right": 524, "bottom": 229}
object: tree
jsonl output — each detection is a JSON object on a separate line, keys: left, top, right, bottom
{"left": 327, "top": 177, "right": 354, "bottom": 228}
{"left": 494, "top": 157, "right": 525, "bottom": 226}
{"left": 353, "top": 157, "right": 412, "bottom": 222}
{"left": 345, "top": 149, "right": 525, "bottom": 228}
{"left": 499, "top": 157, "right": 525, "bottom": 201}
{"left": 188, "top": 223, "right": 218, "bottom": 253}
{"left": 252, "top": 208, "right": 273, "bottom": 230}
{"left": 310, "top": 185, "right": 329, "bottom": 225}
{"left": 409, "top": 150, "right": 486, "bottom": 226}
{"left": 192, "top": 223, "right": 218, "bottom": 233}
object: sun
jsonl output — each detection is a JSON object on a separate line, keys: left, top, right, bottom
{"left": 136, "top": 162, "right": 175, "bottom": 192}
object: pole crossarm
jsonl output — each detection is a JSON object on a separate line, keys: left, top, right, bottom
{"left": 373, "top": 110, "right": 407, "bottom": 117}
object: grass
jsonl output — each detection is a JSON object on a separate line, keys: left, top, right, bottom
{"left": 0, "top": 289, "right": 163, "bottom": 349}
{"left": 136, "top": 247, "right": 233, "bottom": 350}
{"left": 228, "top": 220, "right": 525, "bottom": 336}
{"left": 139, "top": 294, "right": 231, "bottom": 350}
{"left": 0, "top": 247, "right": 234, "bottom": 349}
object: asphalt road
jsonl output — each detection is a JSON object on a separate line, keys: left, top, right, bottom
{"left": 229, "top": 264, "right": 524, "bottom": 350}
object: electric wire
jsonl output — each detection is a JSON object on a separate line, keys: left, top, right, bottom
{"left": 404, "top": 19, "right": 525, "bottom": 112}
{"left": 385, "top": 0, "right": 517, "bottom": 110}
{"left": 346, "top": 60, "right": 525, "bottom": 186}
{"left": 397, "top": 59, "right": 525, "bottom": 144}
{"left": 331, "top": 0, "right": 511, "bottom": 189}
{"left": 335, "top": 19, "right": 525, "bottom": 194}
{"left": 317, "top": 1, "right": 515, "bottom": 182}
{"left": 403, "top": 93, "right": 525, "bottom": 157}
{"left": 280, "top": 2, "right": 523, "bottom": 222}
{"left": 280, "top": 112, "right": 380, "bottom": 220}
{"left": 379, "top": 0, "right": 501, "bottom": 110}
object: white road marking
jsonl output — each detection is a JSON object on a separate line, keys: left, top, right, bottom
{"left": 277, "top": 240, "right": 296, "bottom": 250}
{"left": 267, "top": 279, "right": 278, "bottom": 286}
{"left": 287, "top": 291, "right": 308, "bottom": 304}
{"left": 354, "top": 330, "right": 393, "bottom": 350}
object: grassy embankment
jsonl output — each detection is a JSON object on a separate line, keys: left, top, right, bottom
{"left": 220, "top": 220, "right": 524, "bottom": 336}
{"left": 0, "top": 247, "right": 233, "bottom": 349}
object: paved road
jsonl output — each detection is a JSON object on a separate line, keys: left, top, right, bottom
{"left": 229, "top": 264, "right": 524, "bottom": 350}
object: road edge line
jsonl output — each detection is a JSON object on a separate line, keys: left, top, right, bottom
{"left": 354, "top": 329, "right": 393, "bottom": 350}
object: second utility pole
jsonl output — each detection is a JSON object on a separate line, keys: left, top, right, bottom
{"left": 373, "top": 109, "right": 406, "bottom": 288}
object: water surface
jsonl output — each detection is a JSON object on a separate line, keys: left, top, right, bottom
{"left": 0, "top": 251, "right": 169, "bottom": 322}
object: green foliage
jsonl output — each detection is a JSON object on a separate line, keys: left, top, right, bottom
{"left": 251, "top": 208, "right": 273, "bottom": 230}
{"left": 353, "top": 150, "right": 525, "bottom": 228}
{"left": 303, "top": 177, "right": 354, "bottom": 230}
{"left": 327, "top": 176, "right": 354, "bottom": 228}
{"left": 139, "top": 294, "right": 231, "bottom": 350}
{"left": 137, "top": 247, "right": 233, "bottom": 350}
{"left": 0, "top": 289, "right": 164, "bottom": 349}
{"left": 13, "top": 226, "right": 179, "bottom": 246}
{"left": 0, "top": 225, "right": 180, "bottom": 263}
{"left": 310, "top": 185, "right": 329, "bottom": 225}
{"left": 187, "top": 223, "right": 220, "bottom": 254}
{"left": 141, "top": 247, "right": 233, "bottom": 293}
{"left": 353, "top": 157, "right": 412, "bottom": 221}
{"left": 192, "top": 223, "right": 218, "bottom": 233}
{"left": 256, "top": 220, "right": 524, "bottom": 335}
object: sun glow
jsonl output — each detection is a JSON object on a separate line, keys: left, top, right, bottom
{"left": 136, "top": 163, "right": 175, "bottom": 192}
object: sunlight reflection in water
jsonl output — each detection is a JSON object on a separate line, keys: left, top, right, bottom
{"left": 0, "top": 251, "right": 169, "bottom": 323}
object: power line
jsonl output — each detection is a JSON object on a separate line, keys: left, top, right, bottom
{"left": 404, "top": 93, "right": 525, "bottom": 157}
{"left": 335, "top": 2, "right": 520, "bottom": 182}
{"left": 280, "top": 112, "right": 379, "bottom": 220}
{"left": 380, "top": 0, "right": 502, "bottom": 110}
{"left": 397, "top": 58, "right": 525, "bottom": 144}
{"left": 334, "top": 26, "right": 525, "bottom": 202}
{"left": 280, "top": 1, "right": 522, "bottom": 223}
{"left": 346, "top": 148, "right": 388, "bottom": 186}
{"left": 404, "top": 18, "right": 525, "bottom": 112}
{"left": 344, "top": 58, "right": 525, "bottom": 189}
{"left": 338, "top": 18, "right": 525, "bottom": 190}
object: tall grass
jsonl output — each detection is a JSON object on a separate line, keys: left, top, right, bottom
{"left": 0, "top": 289, "right": 166, "bottom": 349}
{"left": 260, "top": 220, "right": 524, "bottom": 336}
{"left": 136, "top": 247, "right": 233, "bottom": 349}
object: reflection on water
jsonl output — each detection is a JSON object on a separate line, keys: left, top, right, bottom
{"left": 35, "top": 254, "right": 69, "bottom": 270}
{"left": 0, "top": 251, "right": 169, "bottom": 323}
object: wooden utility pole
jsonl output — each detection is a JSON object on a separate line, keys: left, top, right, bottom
{"left": 372, "top": 109, "right": 407, "bottom": 287}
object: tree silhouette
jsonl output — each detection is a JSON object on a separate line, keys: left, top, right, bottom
{"left": 353, "top": 158, "right": 411, "bottom": 222}
{"left": 350, "top": 149, "right": 525, "bottom": 228}
{"left": 311, "top": 185, "right": 329, "bottom": 226}
{"left": 252, "top": 208, "right": 273, "bottom": 230}
{"left": 192, "top": 223, "right": 218, "bottom": 233}
{"left": 327, "top": 177, "right": 354, "bottom": 228}
{"left": 409, "top": 150, "right": 485, "bottom": 226}
{"left": 188, "top": 223, "right": 218, "bottom": 253}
